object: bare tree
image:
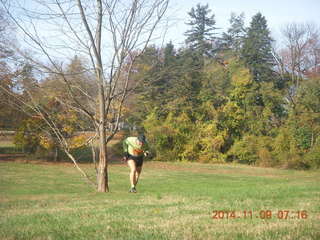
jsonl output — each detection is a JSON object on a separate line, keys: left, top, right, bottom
{"left": 279, "top": 22, "right": 320, "bottom": 87}
{"left": 0, "top": 6, "right": 24, "bottom": 129}
{"left": 0, "top": 0, "right": 169, "bottom": 192}
{"left": 272, "top": 22, "right": 320, "bottom": 109}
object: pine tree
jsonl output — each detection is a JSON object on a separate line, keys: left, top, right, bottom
{"left": 16, "top": 64, "right": 38, "bottom": 99}
{"left": 241, "top": 13, "right": 274, "bottom": 83}
{"left": 184, "top": 4, "right": 217, "bottom": 57}
{"left": 221, "top": 12, "right": 246, "bottom": 54}
{"left": 163, "top": 41, "right": 175, "bottom": 67}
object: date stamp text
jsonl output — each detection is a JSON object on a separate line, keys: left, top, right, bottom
{"left": 212, "top": 210, "right": 308, "bottom": 220}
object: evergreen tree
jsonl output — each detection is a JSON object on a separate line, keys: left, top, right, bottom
{"left": 130, "top": 45, "right": 167, "bottom": 121}
{"left": 241, "top": 13, "right": 274, "bottom": 83}
{"left": 184, "top": 4, "right": 217, "bottom": 57}
{"left": 163, "top": 41, "right": 175, "bottom": 67}
{"left": 16, "top": 63, "right": 39, "bottom": 100}
{"left": 221, "top": 12, "right": 246, "bottom": 54}
{"left": 65, "top": 56, "right": 97, "bottom": 100}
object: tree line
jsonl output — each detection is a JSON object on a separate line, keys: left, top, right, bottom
{"left": 126, "top": 4, "right": 320, "bottom": 169}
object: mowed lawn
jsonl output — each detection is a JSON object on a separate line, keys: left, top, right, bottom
{"left": 0, "top": 160, "right": 319, "bottom": 240}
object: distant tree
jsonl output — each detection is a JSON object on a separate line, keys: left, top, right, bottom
{"left": 163, "top": 41, "right": 176, "bottom": 67}
{"left": 0, "top": 7, "right": 12, "bottom": 102}
{"left": 295, "top": 77, "right": 320, "bottom": 149}
{"left": 272, "top": 77, "right": 320, "bottom": 169}
{"left": 280, "top": 23, "right": 320, "bottom": 86}
{"left": 0, "top": 7, "right": 26, "bottom": 129}
{"left": 132, "top": 42, "right": 205, "bottom": 126}
{"left": 241, "top": 13, "right": 275, "bottom": 83}
{"left": 221, "top": 12, "right": 246, "bottom": 54}
{"left": 184, "top": 4, "right": 217, "bottom": 57}
{"left": 0, "top": 7, "right": 13, "bottom": 62}
{"left": 272, "top": 23, "right": 320, "bottom": 112}
{"left": 15, "top": 63, "right": 39, "bottom": 100}
{"left": 14, "top": 98, "right": 87, "bottom": 162}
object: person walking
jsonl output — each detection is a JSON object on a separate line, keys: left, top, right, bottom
{"left": 123, "top": 135, "right": 149, "bottom": 193}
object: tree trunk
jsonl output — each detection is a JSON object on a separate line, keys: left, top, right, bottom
{"left": 97, "top": 124, "right": 109, "bottom": 192}
{"left": 96, "top": 66, "right": 109, "bottom": 192}
{"left": 54, "top": 146, "right": 58, "bottom": 162}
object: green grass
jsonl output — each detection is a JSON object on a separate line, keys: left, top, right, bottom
{"left": 0, "top": 161, "right": 319, "bottom": 240}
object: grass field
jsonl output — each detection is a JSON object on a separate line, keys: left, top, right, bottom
{"left": 0, "top": 159, "right": 319, "bottom": 240}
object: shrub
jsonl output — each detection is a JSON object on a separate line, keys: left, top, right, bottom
{"left": 143, "top": 111, "right": 181, "bottom": 161}
{"left": 228, "top": 135, "right": 258, "bottom": 164}
{"left": 272, "top": 126, "right": 316, "bottom": 169}
{"left": 257, "top": 147, "right": 273, "bottom": 167}
{"left": 304, "top": 141, "right": 320, "bottom": 169}
{"left": 143, "top": 111, "right": 227, "bottom": 163}
{"left": 228, "top": 135, "right": 275, "bottom": 166}
{"left": 14, "top": 118, "right": 43, "bottom": 154}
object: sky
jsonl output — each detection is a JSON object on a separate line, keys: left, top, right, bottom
{"left": 163, "top": 0, "right": 320, "bottom": 47}
{"left": 6, "top": 0, "right": 319, "bottom": 64}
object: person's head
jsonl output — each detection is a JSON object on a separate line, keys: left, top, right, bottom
{"left": 137, "top": 134, "right": 146, "bottom": 144}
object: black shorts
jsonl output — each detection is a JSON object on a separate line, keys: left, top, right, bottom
{"left": 128, "top": 154, "right": 144, "bottom": 167}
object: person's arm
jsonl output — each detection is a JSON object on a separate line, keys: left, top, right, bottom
{"left": 143, "top": 141, "right": 150, "bottom": 157}
{"left": 123, "top": 138, "right": 129, "bottom": 159}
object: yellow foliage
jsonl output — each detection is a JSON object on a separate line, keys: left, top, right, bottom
{"left": 57, "top": 114, "right": 65, "bottom": 121}
{"left": 39, "top": 135, "right": 54, "bottom": 150}
{"left": 63, "top": 125, "right": 75, "bottom": 135}
{"left": 204, "top": 62, "right": 227, "bottom": 78}
{"left": 69, "top": 135, "right": 87, "bottom": 149}
{"left": 222, "top": 101, "right": 245, "bottom": 122}
{"left": 257, "top": 148, "right": 273, "bottom": 167}
{"left": 223, "top": 101, "right": 238, "bottom": 112}
{"left": 137, "top": 63, "right": 152, "bottom": 72}
{"left": 211, "top": 135, "right": 225, "bottom": 151}
{"left": 231, "top": 68, "right": 252, "bottom": 86}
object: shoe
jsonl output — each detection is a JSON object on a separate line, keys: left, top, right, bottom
{"left": 129, "top": 187, "right": 137, "bottom": 193}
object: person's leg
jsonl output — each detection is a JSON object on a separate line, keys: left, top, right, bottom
{"left": 127, "top": 160, "right": 137, "bottom": 189}
{"left": 134, "top": 157, "right": 143, "bottom": 187}
{"left": 135, "top": 166, "right": 142, "bottom": 186}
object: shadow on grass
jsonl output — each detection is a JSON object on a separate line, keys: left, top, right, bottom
{"left": 0, "top": 145, "right": 24, "bottom": 154}
{"left": 26, "top": 146, "right": 123, "bottom": 165}
{"left": 0, "top": 141, "right": 122, "bottom": 165}
{"left": 0, "top": 144, "right": 25, "bottom": 162}
{"left": 71, "top": 146, "right": 123, "bottom": 164}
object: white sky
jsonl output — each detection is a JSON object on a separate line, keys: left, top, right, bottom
{"left": 164, "top": 0, "right": 320, "bottom": 47}
{"left": 8, "top": 0, "right": 319, "bottom": 64}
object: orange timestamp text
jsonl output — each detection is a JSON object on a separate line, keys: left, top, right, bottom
{"left": 212, "top": 210, "right": 308, "bottom": 220}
